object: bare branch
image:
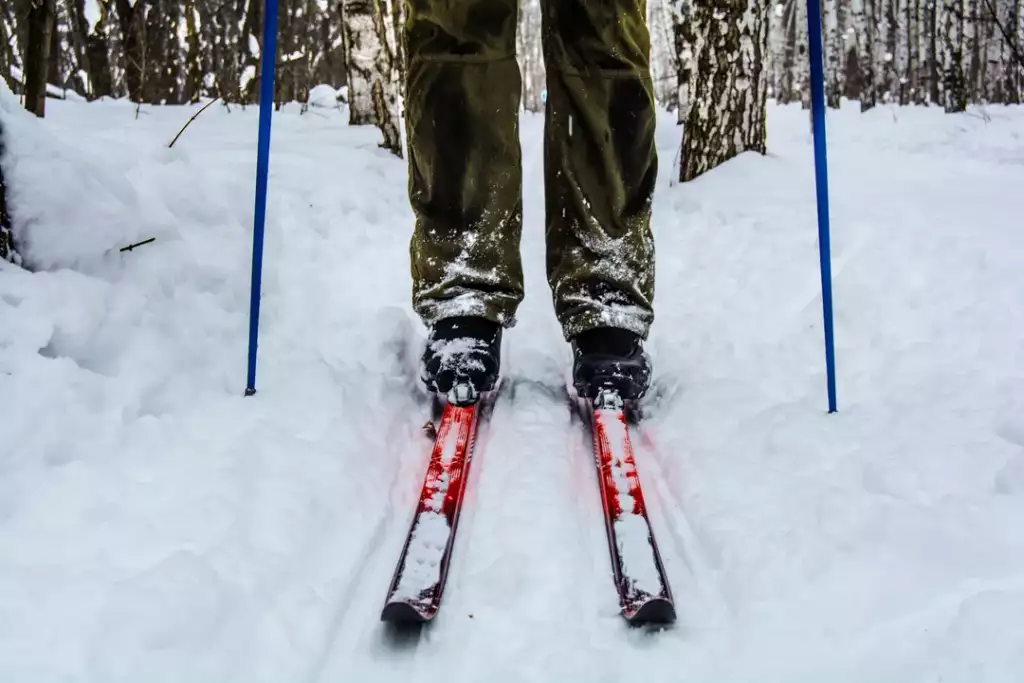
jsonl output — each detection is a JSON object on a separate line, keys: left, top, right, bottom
{"left": 168, "top": 97, "right": 221, "bottom": 148}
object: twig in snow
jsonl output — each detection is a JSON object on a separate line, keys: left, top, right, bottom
{"left": 168, "top": 97, "right": 221, "bottom": 148}
{"left": 119, "top": 237, "right": 156, "bottom": 252}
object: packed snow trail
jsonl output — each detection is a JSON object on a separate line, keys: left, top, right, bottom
{"left": 2, "top": 86, "right": 1024, "bottom": 682}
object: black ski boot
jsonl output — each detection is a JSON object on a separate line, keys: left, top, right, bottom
{"left": 571, "top": 327, "right": 652, "bottom": 402}
{"left": 421, "top": 316, "right": 502, "bottom": 405}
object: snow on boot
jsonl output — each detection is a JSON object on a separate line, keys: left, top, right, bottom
{"left": 571, "top": 326, "right": 652, "bottom": 401}
{"left": 420, "top": 316, "right": 502, "bottom": 405}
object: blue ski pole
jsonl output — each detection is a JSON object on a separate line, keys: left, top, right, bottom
{"left": 245, "top": 0, "right": 279, "bottom": 397}
{"left": 806, "top": 0, "right": 838, "bottom": 413}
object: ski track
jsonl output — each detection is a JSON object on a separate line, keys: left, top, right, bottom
{"left": 633, "top": 425, "right": 735, "bottom": 631}
{"left": 3, "top": 90, "right": 1024, "bottom": 682}
{"left": 306, "top": 400, "right": 428, "bottom": 683}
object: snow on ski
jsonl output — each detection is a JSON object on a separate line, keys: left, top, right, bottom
{"left": 580, "top": 390, "right": 676, "bottom": 625}
{"left": 381, "top": 390, "right": 493, "bottom": 623}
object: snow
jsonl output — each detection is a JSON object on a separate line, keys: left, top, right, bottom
{"left": 306, "top": 84, "right": 344, "bottom": 109}
{"left": 7, "top": 66, "right": 86, "bottom": 102}
{"left": 613, "top": 514, "right": 662, "bottom": 595}
{"left": 391, "top": 407, "right": 471, "bottom": 602}
{"left": 3, "top": 80, "right": 1024, "bottom": 682}
{"left": 595, "top": 408, "right": 663, "bottom": 597}
{"left": 428, "top": 336, "right": 487, "bottom": 373}
{"left": 391, "top": 511, "right": 448, "bottom": 603}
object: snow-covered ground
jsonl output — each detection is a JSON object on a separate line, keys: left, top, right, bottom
{"left": 2, "top": 86, "right": 1024, "bottom": 682}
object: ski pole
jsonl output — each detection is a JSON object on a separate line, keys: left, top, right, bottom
{"left": 806, "top": 0, "right": 838, "bottom": 413}
{"left": 245, "top": 0, "right": 279, "bottom": 397}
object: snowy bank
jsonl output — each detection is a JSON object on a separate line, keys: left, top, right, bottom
{"left": 0, "top": 81, "right": 151, "bottom": 270}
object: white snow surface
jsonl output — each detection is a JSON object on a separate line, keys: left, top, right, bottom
{"left": 390, "top": 412, "right": 468, "bottom": 601}
{"left": 595, "top": 408, "right": 663, "bottom": 597}
{"left": 3, "top": 87, "right": 1024, "bottom": 682}
{"left": 306, "top": 84, "right": 345, "bottom": 109}
{"left": 391, "top": 511, "right": 448, "bottom": 603}
{"left": 613, "top": 514, "right": 662, "bottom": 597}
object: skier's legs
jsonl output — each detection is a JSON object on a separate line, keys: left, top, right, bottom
{"left": 540, "top": 0, "right": 658, "bottom": 341}
{"left": 405, "top": 0, "right": 525, "bottom": 329}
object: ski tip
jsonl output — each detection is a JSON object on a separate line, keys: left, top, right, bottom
{"left": 624, "top": 597, "right": 676, "bottom": 626}
{"left": 381, "top": 600, "right": 434, "bottom": 624}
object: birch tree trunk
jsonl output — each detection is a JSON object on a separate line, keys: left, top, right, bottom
{"left": 981, "top": 0, "right": 1000, "bottom": 100}
{"left": 389, "top": 0, "right": 405, "bottom": 82}
{"left": 182, "top": 0, "right": 201, "bottom": 102}
{"left": 342, "top": 0, "right": 377, "bottom": 124}
{"left": 944, "top": 0, "right": 969, "bottom": 110}
{"left": 909, "top": 0, "right": 925, "bottom": 101}
{"left": 371, "top": 0, "right": 401, "bottom": 156}
{"left": 670, "top": 0, "right": 691, "bottom": 122}
{"left": 649, "top": 0, "right": 678, "bottom": 109}
{"left": 773, "top": 0, "right": 800, "bottom": 104}
{"left": 825, "top": 0, "right": 842, "bottom": 107}
{"left": 860, "top": 0, "right": 879, "bottom": 109}
{"left": 927, "top": 0, "right": 941, "bottom": 102}
{"left": 877, "top": 0, "right": 896, "bottom": 102}
{"left": 796, "top": 0, "right": 811, "bottom": 107}
{"left": 518, "top": 0, "right": 545, "bottom": 112}
{"left": 913, "top": 0, "right": 931, "bottom": 101}
{"left": 1002, "top": 0, "right": 1022, "bottom": 102}
{"left": 679, "top": 0, "right": 770, "bottom": 182}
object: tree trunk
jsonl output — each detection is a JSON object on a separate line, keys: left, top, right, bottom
{"left": 85, "top": 0, "right": 115, "bottom": 99}
{"left": 796, "top": 0, "right": 811, "bottom": 108}
{"left": 47, "top": 5, "right": 62, "bottom": 87}
{"left": 63, "top": 0, "right": 94, "bottom": 96}
{"left": 519, "top": 0, "right": 546, "bottom": 112}
{"left": 1003, "top": 0, "right": 1022, "bottom": 102}
{"left": 825, "top": 0, "right": 843, "bottom": 107}
{"left": 670, "top": 0, "right": 692, "bottom": 122}
{"left": 775, "top": 0, "right": 799, "bottom": 104}
{"left": 25, "top": 0, "right": 57, "bottom": 116}
{"left": 371, "top": 0, "right": 401, "bottom": 155}
{"left": 182, "top": 0, "right": 202, "bottom": 102}
{"left": 342, "top": 0, "right": 378, "bottom": 124}
{"left": 389, "top": 0, "right": 405, "bottom": 81}
{"left": 883, "top": 0, "right": 899, "bottom": 102}
{"left": 927, "top": 0, "right": 941, "bottom": 103}
{"left": 944, "top": 0, "right": 969, "bottom": 110}
{"left": 905, "top": 0, "right": 917, "bottom": 101}
{"left": 115, "top": 0, "right": 145, "bottom": 102}
{"left": 860, "top": 0, "right": 879, "bottom": 110}
{"left": 0, "top": 3, "right": 15, "bottom": 94}
{"left": 679, "top": 0, "right": 770, "bottom": 182}
{"left": 0, "top": 120, "right": 16, "bottom": 265}
{"left": 648, "top": 0, "right": 678, "bottom": 109}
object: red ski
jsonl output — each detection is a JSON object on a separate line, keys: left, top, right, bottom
{"left": 580, "top": 390, "right": 675, "bottom": 624}
{"left": 381, "top": 393, "right": 491, "bottom": 623}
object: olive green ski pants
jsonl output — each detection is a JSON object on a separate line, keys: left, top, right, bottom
{"left": 404, "top": 0, "right": 657, "bottom": 340}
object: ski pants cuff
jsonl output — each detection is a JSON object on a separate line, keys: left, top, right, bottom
{"left": 560, "top": 302, "right": 653, "bottom": 341}
{"left": 414, "top": 289, "right": 520, "bottom": 329}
